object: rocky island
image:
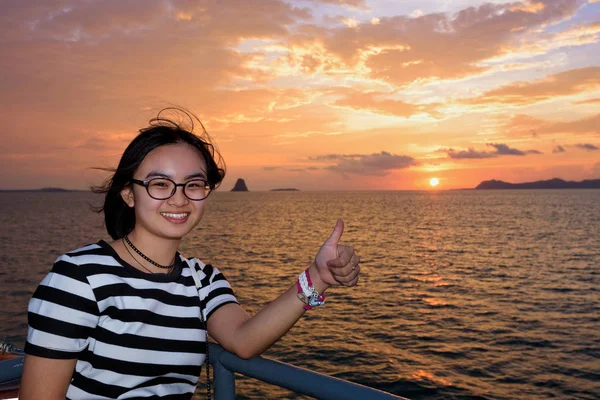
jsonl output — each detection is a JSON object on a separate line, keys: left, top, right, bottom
{"left": 231, "top": 178, "right": 249, "bottom": 192}
{"left": 475, "top": 178, "right": 600, "bottom": 189}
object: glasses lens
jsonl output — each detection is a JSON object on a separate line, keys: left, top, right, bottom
{"left": 184, "top": 179, "right": 210, "bottom": 200}
{"left": 147, "top": 178, "right": 175, "bottom": 199}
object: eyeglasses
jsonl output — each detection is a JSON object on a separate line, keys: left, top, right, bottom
{"left": 131, "top": 178, "right": 213, "bottom": 201}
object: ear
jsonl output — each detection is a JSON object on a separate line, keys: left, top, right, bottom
{"left": 121, "top": 185, "right": 135, "bottom": 208}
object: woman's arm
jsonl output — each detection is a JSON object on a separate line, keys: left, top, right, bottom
{"left": 19, "top": 355, "right": 76, "bottom": 400}
{"left": 208, "top": 219, "right": 360, "bottom": 359}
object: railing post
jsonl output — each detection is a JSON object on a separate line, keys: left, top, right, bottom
{"left": 209, "top": 343, "right": 236, "bottom": 400}
{"left": 206, "top": 342, "right": 408, "bottom": 400}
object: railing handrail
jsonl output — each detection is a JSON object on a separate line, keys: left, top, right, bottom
{"left": 208, "top": 343, "right": 409, "bottom": 400}
{"left": 0, "top": 342, "right": 409, "bottom": 399}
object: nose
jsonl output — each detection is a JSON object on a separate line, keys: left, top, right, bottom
{"left": 168, "top": 185, "right": 189, "bottom": 206}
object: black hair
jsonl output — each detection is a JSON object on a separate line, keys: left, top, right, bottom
{"left": 92, "top": 108, "right": 225, "bottom": 239}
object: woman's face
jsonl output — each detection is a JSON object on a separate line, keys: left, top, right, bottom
{"left": 121, "top": 143, "right": 209, "bottom": 241}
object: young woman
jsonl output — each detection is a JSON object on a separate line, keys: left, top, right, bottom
{"left": 19, "top": 109, "right": 360, "bottom": 400}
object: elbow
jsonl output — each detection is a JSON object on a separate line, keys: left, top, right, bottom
{"left": 230, "top": 343, "right": 262, "bottom": 360}
{"left": 233, "top": 347, "right": 259, "bottom": 360}
{"left": 236, "top": 352, "right": 254, "bottom": 360}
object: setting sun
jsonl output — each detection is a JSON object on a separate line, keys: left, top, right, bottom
{"left": 430, "top": 177, "right": 440, "bottom": 187}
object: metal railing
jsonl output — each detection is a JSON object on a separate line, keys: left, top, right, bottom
{"left": 208, "top": 343, "right": 409, "bottom": 400}
{"left": 0, "top": 339, "right": 408, "bottom": 400}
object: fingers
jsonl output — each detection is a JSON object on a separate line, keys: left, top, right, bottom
{"left": 331, "top": 263, "right": 360, "bottom": 286}
{"left": 320, "top": 220, "right": 360, "bottom": 287}
{"left": 323, "top": 219, "right": 344, "bottom": 247}
{"left": 345, "top": 269, "right": 360, "bottom": 287}
{"left": 326, "top": 245, "right": 354, "bottom": 268}
{"left": 328, "top": 252, "right": 360, "bottom": 286}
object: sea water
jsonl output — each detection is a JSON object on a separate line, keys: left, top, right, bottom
{"left": 1, "top": 190, "right": 598, "bottom": 399}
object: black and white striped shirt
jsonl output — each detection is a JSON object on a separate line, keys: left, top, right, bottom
{"left": 26, "top": 240, "right": 238, "bottom": 399}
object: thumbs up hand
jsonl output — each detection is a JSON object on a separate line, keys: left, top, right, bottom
{"left": 313, "top": 219, "right": 360, "bottom": 289}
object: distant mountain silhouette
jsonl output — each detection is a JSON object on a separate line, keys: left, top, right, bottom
{"left": 475, "top": 178, "right": 600, "bottom": 189}
{"left": 231, "top": 178, "right": 249, "bottom": 192}
{"left": 0, "top": 187, "right": 76, "bottom": 192}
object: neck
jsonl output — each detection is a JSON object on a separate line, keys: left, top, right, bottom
{"left": 126, "top": 230, "right": 180, "bottom": 267}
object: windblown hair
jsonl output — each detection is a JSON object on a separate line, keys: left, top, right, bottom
{"left": 92, "top": 108, "right": 226, "bottom": 239}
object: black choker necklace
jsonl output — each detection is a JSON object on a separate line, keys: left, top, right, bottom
{"left": 123, "top": 235, "right": 175, "bottom": 270}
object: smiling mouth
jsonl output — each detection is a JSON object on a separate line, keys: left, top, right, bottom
{"left": 160, "top": 212, "right": 190, "bottom": 220}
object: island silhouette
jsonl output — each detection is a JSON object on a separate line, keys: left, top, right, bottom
{"left": 475, "top": 178, "right": 600, "bottom": 189}
{"left": 231, "top": 178, "right": 249, "bottom": 192}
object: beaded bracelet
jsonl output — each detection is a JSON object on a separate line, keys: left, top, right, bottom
{"left": 296, "top": 268, "right": 326, "bottom": 310}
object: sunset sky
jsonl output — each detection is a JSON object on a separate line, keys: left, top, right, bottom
{"left": 1, "top": 0, "right": 599, "bottom": 191}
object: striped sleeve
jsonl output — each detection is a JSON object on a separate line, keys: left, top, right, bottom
{"left": 25, "top": 254, "right": 100, "bottom": 359}
{"left": 200, "top": 263, "right": 239, "bottom": 320}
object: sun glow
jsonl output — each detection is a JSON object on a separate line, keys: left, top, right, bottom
{"left": 430, "top": 177, "right": 440, "bottom": 187}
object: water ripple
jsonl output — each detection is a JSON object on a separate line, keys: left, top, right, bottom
{"left": 1, "top": 190, "right": 599, "bottom": 399}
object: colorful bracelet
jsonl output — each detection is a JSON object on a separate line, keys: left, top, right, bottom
{"left": 296, "top": 268, "right": 326, "bottom": 310}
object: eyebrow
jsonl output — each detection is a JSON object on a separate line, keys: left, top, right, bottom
{"left": 144, "top": 171, "right": 207, "bottom": 180}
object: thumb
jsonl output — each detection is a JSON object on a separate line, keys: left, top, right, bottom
{"left": 324, "top": 219, "right": 344, "bottom": 246}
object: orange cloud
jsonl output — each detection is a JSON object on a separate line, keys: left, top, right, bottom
{"left": 333, "top": 91, "right": 438, "bottom": 118}
{"left": 575, "top": 98, "right": 600, "bottom": 104}
{"left": 505, "top": 113, "right": 600, "bottom": 136}
{"left": 321, "top": 0, "right": 580, "bottom": 85}
{"left": 509, "top": 1, "right": 547, "bottom": 13}
{"left": 1, "top": 0, "right": 599, "bottom": 190}
{"left": 466, "top": 67, "right": 600, "bottom": 105}
{"left": 545, "top": 114, "right": 600, "bottom": 135}
{"left": 310, "top": 152, "right": 418, "bottom": 176}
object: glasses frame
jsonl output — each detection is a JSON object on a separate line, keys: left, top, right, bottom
{"left": 130, "top": 178, "right": 213, "bottom": 201}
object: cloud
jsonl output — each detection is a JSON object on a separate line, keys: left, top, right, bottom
{"left": 466, "top": 67, "right": 600, "bottom": 105}
{"left": 553, "top": 145, "right": 566, "bottom": 153}
{"left": 505, "top": 113, "right": 600, "bottom": 136}
{"left": 575, "top": 143, "right": 599, "bottom": 151}
{"left": 489, "top": 143, "right": 542, "bottom": 155}
{"left": 3, "top": 0, "right": 310, "bottom": 44}
{"left": 320, "top": 0, "right": 580, "bottom": 85}
{"left": 446, "top": 148, "right": 496, "bottom": 159}
{"left": 574, "top": 98, "right": 600, "bottom": 105}
{"left": 446, "top": 143, "right": 542, "bottom": 159}
{"left": 333, "top": 91, "right": 438, "bottom": 117}
{"left": 310, "top": 154, "right": 364, "bottom": 161}
{"left": 487, "top": 21, "right": 600, "bottom": 64}
{"left": 74, "top": 133, "right": 132, "bottom": 152}
{"left": 0, "top": 0, "right": 598, "bottom": 190}
{"left": 306, "top": 0, "right": 367, "bottom": 8}
{"left": 545, "top": 114, "right": 600, "bottom": 135}
{"left": 0, "top": 1, "right": 314, "bottom": 112}
{"left": 312, "top": 151, "right": 417, "bottom": 176}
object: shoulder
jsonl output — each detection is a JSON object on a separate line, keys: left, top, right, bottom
{"left": 61, "top": 241, "right": 120, "bottom": 265}
{"left": 50, "top": 241, "right": 121, "bottom": 281}
{"left": 178, "top": 254, "right": 227, "bottom": 285}
{"left": 178, "top": 254, "right": 214, "bottom": 274}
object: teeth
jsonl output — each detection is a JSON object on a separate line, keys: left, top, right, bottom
{"left": 161, "top": 212, "right": 188, "bottom": 219}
